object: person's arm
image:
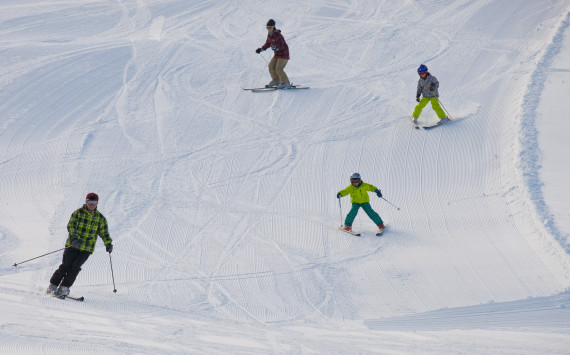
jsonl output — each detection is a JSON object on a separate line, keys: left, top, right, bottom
{"left": 261, "top": 36, "right": 271, "bottom": 51}
{"left": 428, "top": 76, "right": 439, "bottom": 92}
{"left": 416, "top": 80, "right": 422, "bottom": 101}
{"left": 338, "top": 185, "right": 353, "bottom": 198}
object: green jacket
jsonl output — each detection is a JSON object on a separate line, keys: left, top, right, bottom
{"left": 66, "top": 205, "right": 112, "bottom": 253}
{"left": 338, "top": 182, "right": 378, "bottom": 204}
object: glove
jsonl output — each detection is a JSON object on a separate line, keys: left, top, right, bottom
{"left": 106, "top": 243, "right": 113, "bottom": 253}
{"left": 375, "top": 189, "right": 382, "bottom": 198}
{"left": 255, "top": 48, "right": 262, "bottom": 54}
{"left": 69, "top": 235, "right": 82, "bottom": 249}
{"left": 337, "top": 192, "right": 341, "bottom": 199}
{"left": 416, "top": 97, "right": 421, "bottom": 102}
{"left": 271, "top": 46, "right": 278, "bottom": 51}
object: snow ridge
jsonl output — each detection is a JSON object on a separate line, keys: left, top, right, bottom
{"left": 519, "top": 12, "right": 570, "bottom": 253}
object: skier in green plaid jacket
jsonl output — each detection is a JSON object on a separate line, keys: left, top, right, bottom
{"left": 47, "top": 193, "right": 113, "bottom": 297}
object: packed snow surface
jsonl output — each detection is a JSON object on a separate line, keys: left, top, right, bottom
{"left": 1, "top": 0, "right": 570, "bottom": 353}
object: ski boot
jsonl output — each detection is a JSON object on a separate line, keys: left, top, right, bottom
{"left": 277, "top": 82, "right": 292, "bottom": 89}
{"left": 265, "top": 81, "right": 279, "bottom": 88}
{"left": 377, "top": 224, "right": 386, "bottom": 234}
{"left": 55, "top": 286, "right": 70, "bottom": 298}
{"left": 46, "top": 283, "right": 58, "bottom": 295}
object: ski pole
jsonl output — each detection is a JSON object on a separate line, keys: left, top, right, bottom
{"left": 109, "top": 253, "right": 117, "bottom": 293}
{"left": 13, "top": 246, "right": 69, "bottom": 267}
{"left": 338, "top": 198, "right": 344, "bottom": 227}
{"left": 439, "top": 99, "right": 452, "bottom": 120}
{"left": 258, "top": 51, "right": 269, "bottom": 64}
{"left": 381, "top": 197, "right": 401, "bottom": 211}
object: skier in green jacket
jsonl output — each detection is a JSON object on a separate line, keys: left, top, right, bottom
{"left": 47, "top": 193, "right": 113, "bottom": 297}
{"left": 337, "top": 173, "right": 385, "bottom": 233}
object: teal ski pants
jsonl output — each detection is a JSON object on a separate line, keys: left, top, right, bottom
{"left": 345, "top": 202, "right": 383, "bottom": 227}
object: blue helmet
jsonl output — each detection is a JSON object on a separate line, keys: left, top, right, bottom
{"left": 350, "top": 173, "right": 361, "bottom": 181}
{"left": 417, "top": 64, "right": 428, "bottom": 73}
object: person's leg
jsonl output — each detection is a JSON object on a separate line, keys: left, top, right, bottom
{"left": 361, "top": 202, "right": 383, "bottom": 225}
{"left": 430, "top": 98, "right": 447, "bottom": 119}
{"left": 344, "top": 203, "right": 361, "bottom": 227}
{"left": 268, "top": 57, "right": 279, "bottom": 83}
{"left": 50, "top": 247, "right": 80, "bottom": 286}
{"left": 412, "top": 97, "right": 430, "bottom": 119}
{"left": 59, "top": 250, "right": 91, "bottom": 288}
{"left": 275, "top": 58, "right": 289, "bottom": 83}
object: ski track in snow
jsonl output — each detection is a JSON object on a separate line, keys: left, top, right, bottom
{"left": 1, "top": 0, "right": 570, "bottom": 353}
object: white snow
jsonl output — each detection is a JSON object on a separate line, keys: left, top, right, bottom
{"left": 1, "top": 0, "right": 570, "bottom": 353}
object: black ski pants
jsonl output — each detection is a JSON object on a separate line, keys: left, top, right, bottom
{"left": 50, "top": 247, "right": 91, "bottom": 288}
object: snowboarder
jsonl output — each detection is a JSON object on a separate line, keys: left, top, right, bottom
{"left": 47, "top": 193, "right": 113, "bottom": 297}
{"left": 255, "top": 19, "right": 291, "bottom": 89}
{"left": 412, "top": 64, "right": 448, "bottom": 125}
{"left": 337, "top": 173, "right": 385, "bottom": 233}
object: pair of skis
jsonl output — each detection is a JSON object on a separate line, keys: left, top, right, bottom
{"left": 411, "top": 116, "right": 451, "bottom": 130}
{"left": 338, "top": 226, "right": 387, "bottom": 237}
{"left": 242, "top": 85, "right": 309, "bottom": 93}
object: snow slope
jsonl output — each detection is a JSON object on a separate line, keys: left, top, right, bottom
{"left": 1, "top": 0, "right": 569, "bottom": 353}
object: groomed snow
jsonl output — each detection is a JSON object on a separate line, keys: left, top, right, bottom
{"left": 1, "top": 1, "right": 569, "bottom": 353}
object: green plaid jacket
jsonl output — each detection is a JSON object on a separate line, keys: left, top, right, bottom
{"left": 66, "top": 205, "right": 112, "bottom": 253}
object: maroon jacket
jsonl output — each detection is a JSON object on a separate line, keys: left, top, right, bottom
{"left": 261, "top": 29, "right": 290, "bottom": 60}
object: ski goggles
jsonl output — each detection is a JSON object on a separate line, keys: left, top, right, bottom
{"left": 86, "top": 200, "right": 98, "bottom": 206}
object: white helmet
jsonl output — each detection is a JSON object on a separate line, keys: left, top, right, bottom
{"left": 350, "top": 173, "right": 361, "bottom": 181}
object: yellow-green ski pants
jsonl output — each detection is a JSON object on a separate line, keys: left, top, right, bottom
{"left": 413, "top": 97, "right": 446, "bottom": 119}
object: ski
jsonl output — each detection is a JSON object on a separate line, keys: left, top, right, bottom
{"left": 54, "top": 295, "right": 84, "bottom": 302}
{"left": 423, "top": 117, "right": 451, "bottom": 130}
{"left": 376, "top": 224, "right": 389, "bottom": 236}
{"left": 338, "top": 226, "right": 361, "bottom": 236}
{"left": 243, "top": 85, "right": 310, "bottom": 92}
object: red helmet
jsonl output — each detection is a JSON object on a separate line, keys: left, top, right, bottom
{"left": 86, "top": 192, "right": 99, "bottom": 201}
